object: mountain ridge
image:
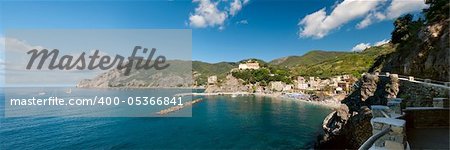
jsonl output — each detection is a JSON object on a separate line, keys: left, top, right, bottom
{"left": 77, "top": 46, "right": 395, "bottom": 87}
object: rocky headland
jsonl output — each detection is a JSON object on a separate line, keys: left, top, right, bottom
{"left": 317, "top": 2, "right": 449, "bottom": 148}
{"left": 77, "top": 60, "right": 193, "bottom": 88}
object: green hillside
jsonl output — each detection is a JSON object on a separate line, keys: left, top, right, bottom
{"left": 291, "top": 44, "right": 395, "bottom": 78}
{"left": 192, "top": 61, "right": 237, "bottom": 85}
{"left": 269, "top": 50, "right": 347, "bottom": 67}
{"left": 191, "top": 44, "right": 395, "bottom": 85}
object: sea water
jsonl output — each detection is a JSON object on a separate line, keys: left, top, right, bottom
{"left": 0, "top": 88, "right": 332, "bottom": 149}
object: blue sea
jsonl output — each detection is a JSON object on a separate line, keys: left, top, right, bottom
{"left": 0, "top": 88, "right": 332, "bottom": 149}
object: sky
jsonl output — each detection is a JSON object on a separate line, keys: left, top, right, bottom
{"left": 0, "top": 0, "right": 428, "bottom": 63}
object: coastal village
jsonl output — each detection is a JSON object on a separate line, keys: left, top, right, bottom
{"left": 203, "top": 60, "right": 357, "bottom": 104}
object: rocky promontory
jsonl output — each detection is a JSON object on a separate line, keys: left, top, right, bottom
{"left": 317, "top": 73, "right": 399, "bottom": 148}
{"left": 77, "top": 61, "right": 193, "bottom": 88}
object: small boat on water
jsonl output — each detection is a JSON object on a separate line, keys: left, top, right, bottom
{"left": 38, "top": 92, "right": 46, "bottom": 95}
{"left": 231, "top": 94, "right": 238, "bottom": 98}
{"left": 65, "top": 88, "right": 72, "bottom": 94}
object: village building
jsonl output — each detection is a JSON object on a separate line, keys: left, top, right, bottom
{"left": 297, "top": 83, "right": 309, "bottom": 90}
{"left": 295, "top": 76, "right": 308, "bottom": 90}
{"left": 297, "top": 76, "right": 306, "bottom": 83}
{"left": 238, "top": 60, "right": 260, "bottom": 70}
{"left": 207, "top": 76, "right": 217, "bottom": 85}
{"left": 337, "top": 81, "right": 350, "bottom": 92}
{"left": 269, "top": 81, "right": 285, "bottom": 92}
{"left": 283, "top": 84, "right": 293, "bottom": 92}
{"left": 307, "top": 77, "right": 320, "bottom": 90}
{"left": 342, "top": 75, "right": 350, "bottom": 80}
{"left": 335, "top": 87, "right": 344, "bottom": 94}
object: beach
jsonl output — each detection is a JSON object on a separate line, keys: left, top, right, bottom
{"left": 176, "top": 91, "right": 343, "bottom": 109}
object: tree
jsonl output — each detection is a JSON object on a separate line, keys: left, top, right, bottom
{"left": 424, "top": 0, "right": 449, "bottom": 23}
{"left": 391, "top": 14, "right": 414, "bottom": 44}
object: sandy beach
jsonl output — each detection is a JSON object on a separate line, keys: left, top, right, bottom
{"left": 177, "top": 92, "right": 342, "bottom": 109}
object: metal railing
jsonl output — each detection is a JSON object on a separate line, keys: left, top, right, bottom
{"left": 358, "top": 72, "right": 446, "bottom": 149}
{"left": 358, "top": 112, "right": 406, "bottom": 150}
{"left": 375, "top": 72, "right": 450, "bottom": 89}
{"left": 358, "top": 127, "right": 391, "bottom": 150}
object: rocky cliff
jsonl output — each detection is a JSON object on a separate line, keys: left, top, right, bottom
{"left": 318, "top": 73, "right": 450, "bottom": 149}
{"left": 317, "top": 74, "right": 399, "bottom": 148}
{"left": 318, "top": 1, "right": 449, "bottom": 148}
{"left": 204, "top": 74, "right": 250, "bottom": 93}
{"left": 370, "top": 1, "right": 449, "bottom": 82}
{"left": 77, "top": 60, "right": 193, "bottom": 88}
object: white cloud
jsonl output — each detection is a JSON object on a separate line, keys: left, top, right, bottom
{"left": 357, "top": 14, "right": 375, "bottom": 29}
{"left": 230, "top": 0, "right": 242, "bottom": 16}
{"left": 0, "top": 58, "right": 4, "bottom": 70}
{"left": 356, "top": 0, "right": 428, "bottom": 29}
{"left": 0, "top": 37, "right": 44, "bottom": 52}
{"left": 298, "top": 0, "right": 383, "bottom": 39}
{"left": 374, "top": 39, "right": 390, "bottom": 46}
{"left": 236, "top": 19, "right": 248, "bottom": 24}
{"left": 189, "top": 0, "right": 228, "bottom": 28}
{"left": 299, "top": 0, "right": 428, "bottom": 38}
{"left": 386, "top": 0, "right": 428, "bottom": 19}
{"left": 352, "top": 43, "right": 371, "bottom": 52}
{"left": 189, "top": 0, "right": 249, "bottom": 29}
{"left": 352, "top": 39, "right": 391, "bottom": 52}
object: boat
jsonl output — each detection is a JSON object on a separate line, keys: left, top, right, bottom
{"left": 65, "top": 88, "right": 72, "bottom": 94}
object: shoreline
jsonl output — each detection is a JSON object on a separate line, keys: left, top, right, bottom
{"left": 76, "top": 87, "right": 206, "bottom": 89}
{"left": 252, "top": 92, "right": 341, "bottom": 109}
{"left": 178, "top": 92, "right": 342, "bottom": 109}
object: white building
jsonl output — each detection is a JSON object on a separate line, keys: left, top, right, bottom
{"left": 297, "top": 76, "right": 306, "bottom": 83}
{"left": 269, "top": 81, "right": 285, "bottom": 92}
{"left": 207, "top": 76, "right": 217, "bottom": 85}
{"left": 297, "top": 83, "right": 308, "bottom": 90}
{"left": 238, "top": 61, "right": 260, "bottom": 70}
{"left": 283, "top": 84, "right": 293, "bottom": 92}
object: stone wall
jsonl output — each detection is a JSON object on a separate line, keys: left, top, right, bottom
{"left": 398, "top": 80, "right": 449, "bottom": 107}
{"left": 371, "top": 118, "right": 406, "bottom": 149}
{"left": 404, "top": 108, "right": 450, "bottom": 128}
{"left": 317, "top": 73, "right": 449, "bottom": 149}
